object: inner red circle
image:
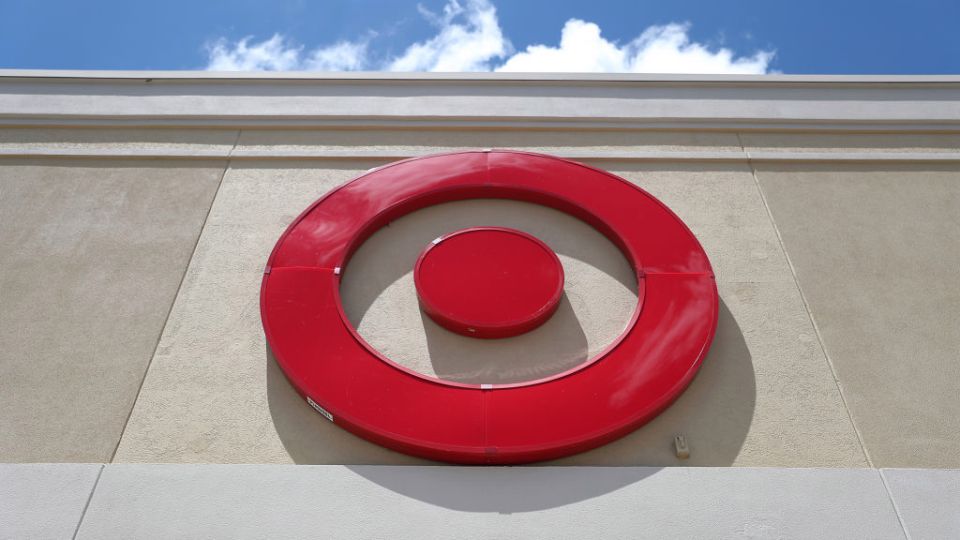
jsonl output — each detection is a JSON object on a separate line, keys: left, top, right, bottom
{"left": 414, "top": 227, "right": 564, "bottom": 339}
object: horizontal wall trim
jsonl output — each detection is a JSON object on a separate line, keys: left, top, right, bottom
{"left": 2, "top": 147, "right": 959, "bottom": 163}
{"left": 2, "top": 72, "right": 959, "bottom": 132}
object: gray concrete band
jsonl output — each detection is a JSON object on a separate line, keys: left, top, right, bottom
{"left": 6, "top": 464, "right": 960, "bottom": 540}
{"left": 2, "top": 71, "right": 960, "bottom": 129}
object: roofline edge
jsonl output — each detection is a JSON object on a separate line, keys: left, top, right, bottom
{"left": 3, "top": 70, "right": 960, "bottom": 86}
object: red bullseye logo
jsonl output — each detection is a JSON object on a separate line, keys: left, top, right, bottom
{"left": 414, "top": 227, "right": 565, "bottom": 339}
{"left": 260, "top": 150, "right": 718, "bottom": 464}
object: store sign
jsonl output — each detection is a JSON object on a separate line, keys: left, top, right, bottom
{"left": 261, "top": 150, "right": 718, "bottom": 464}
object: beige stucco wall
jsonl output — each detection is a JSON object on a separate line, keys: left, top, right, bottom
{"left": 0, "top": 158, "right": 225, "bottom": 462}
{"left": 1, "top": 116, "right": 958, "bottom": 467}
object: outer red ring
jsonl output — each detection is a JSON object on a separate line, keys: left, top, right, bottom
{"left": 261, "top": 150, "right": 718, "bottom": 464}
{"left": 413, "top": 227, "right": 565, "bottom": 339}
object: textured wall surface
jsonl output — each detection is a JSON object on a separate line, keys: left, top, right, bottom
{"left": 0, "top": 126, "right": 957, "bottom": 469}
{"left": 756, "top": 163, "right": 960, "bottom": 467}
{"left": 0, "top": 158, "right": 224, "bottom": 462}
{"left": 105, "top": 155, "right": 866, "bottom": 467}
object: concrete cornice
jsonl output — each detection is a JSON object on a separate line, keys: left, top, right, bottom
{"left": 1, "top": 70, "right": 960, "bottom": 131}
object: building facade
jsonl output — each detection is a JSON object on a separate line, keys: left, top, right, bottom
{"left": 1, "top": 72, "right": 959, "bottom": 538}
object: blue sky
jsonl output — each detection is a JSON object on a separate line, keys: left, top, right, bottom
{"left": 2, "top": 0, "right": 958, "bottom": 73}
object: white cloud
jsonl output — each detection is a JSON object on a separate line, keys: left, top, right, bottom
{"left": 388, "top": 0, "right": 509, "bottom": 72}
{"left": 206, "top": 34, "right": 302, "bottom": 71}
{"left": 496, "top": 19, "right": 626, "bottom": 73}
{"left": 304, "top": 39, "right": 371, "bottom": 71}
{"left": 628, "top": 23, "right": 773, "bottom": 74}
{"left": 204, "top": 0, "right": 774, "bottom": 74}
{"left": 498, "top": 21, "right": 772, "bottom": 74}
{"left": 206, "top": 34, "right": 372, "bottom": 71}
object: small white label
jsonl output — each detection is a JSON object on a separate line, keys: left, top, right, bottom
{"left": 307, "top": 397, "right": 334, "bottom": 422}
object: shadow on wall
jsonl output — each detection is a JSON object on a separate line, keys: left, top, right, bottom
{"left": 266, "top": 301, "right": 755, "bottom": 469}
{"left": 421, "top": 294, "right": 588, "bottom": 384}
{"left": 543, "top": 301, "right": 755, "bottom": 466}
{"left": 345, "top": 465, "right": 663, "bottom": 513}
